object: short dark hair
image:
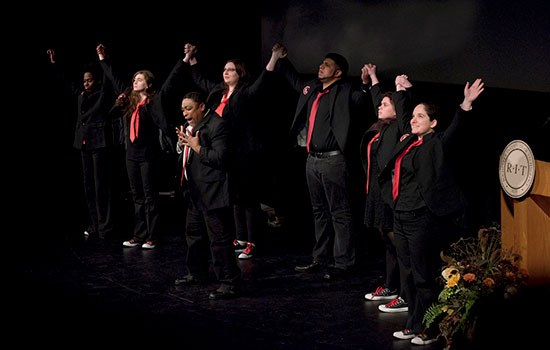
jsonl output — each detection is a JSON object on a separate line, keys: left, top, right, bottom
{"left": 325, "top": 52, "right": 349, "bottom": 77}
{"left": 183, "top": 91, "right": 206, "bottom": 105}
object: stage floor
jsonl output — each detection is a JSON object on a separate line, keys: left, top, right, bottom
{"left": 18, "top": 196, "right": 545, "bottom": 349}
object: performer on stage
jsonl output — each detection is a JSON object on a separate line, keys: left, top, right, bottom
{"left": 97, "top": 44, "right": 180, "bottom": 249}
{"left": 360, "top": 64, "right": 412, "bottom": 314}
{"left": 174, "top": 92, "right": 241, "bottom": 300}
{"left": 46, "top": 48, "right": 116, "bottom": 240}
{"left": 266, "top": 43, "right": 371, "bottom": 280}
{"left": 380, "top": 78, "right": 485, "bottom": 345}
{"left": 182, "top": 43, "right": 270, "bottom": 260}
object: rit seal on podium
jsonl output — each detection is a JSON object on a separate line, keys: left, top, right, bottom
{"left": 499, "top": 140, "right": 536, "bottom": 199}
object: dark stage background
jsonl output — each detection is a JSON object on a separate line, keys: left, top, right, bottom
{"left": 23, "top": 1, "right": 549, "bottom": 261}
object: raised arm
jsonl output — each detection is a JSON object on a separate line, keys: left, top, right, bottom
{"left": 96, "top": 44, "right": 127, "bottom": 95}
{"left": 183, "top": 43, "right": 220, "bottom": 93}
{"left": 393, "top": 74, "right": 413, "bottom": 135}
{"left": 442, "top": 78, "right": 485, "bottom": 148}
{"left": 265, "top": 43, "right": 307, "bottom": 93}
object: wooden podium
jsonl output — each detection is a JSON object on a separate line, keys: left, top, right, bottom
{"left": 501, "top": 159, "right": 550, "bottom": 286}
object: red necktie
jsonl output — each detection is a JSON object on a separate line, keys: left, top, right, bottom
{"left": 392, "top": 138, "right": 423, "bottom": 200}
{"left": 306, "top": 89, "right": 330, "bottom": 152}
{"left": 215, "top": 94, "right": 229, "bottom": 117}
{"left": 180, "top": 126, "right": 194, "bottom": 185}
{"left": 130, "top": 98, "right": 147, "bottom": 142}
{"left": 365, "top": 132, "right": 381, "bottom": 194}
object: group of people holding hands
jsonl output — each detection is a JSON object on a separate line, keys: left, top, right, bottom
{"left": 47, "top": 41, "right": 484, "bottom": 345}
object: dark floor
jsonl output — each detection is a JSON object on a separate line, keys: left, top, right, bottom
{"left": 17, "top": 194, "right": 547, "bottom": 349}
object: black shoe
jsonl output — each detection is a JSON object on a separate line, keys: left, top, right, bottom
{"left": 208, "top": 285, "right": 240, "bottom": 300}
{"left": 323, "top": 267, "right": 349, "bottom": 280}
{"left": 174, "top": 274, "right": 206, "bottom": 286}
{"left": 295, "top": 261, "right": 324, "bottom": 272}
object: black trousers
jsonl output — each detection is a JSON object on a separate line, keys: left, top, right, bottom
{"left": 185, "top": 204, "right": 241, "bottom": 286}
{"left": 233, "top": 153, "right": 263, "bottom": 244}
{"left": 393, "top": 207, "right": 443, "bottom": 334}
{"left": 126, "top": 159, "right": 159, "bottom": 243}
{"left": 305, "top": 154, "right": 355, "bottom": 269}
{"left": 81, "top": 148, "right": 113, "bottom": 238}
{"left": 380, "top": 228, "right": 400, "bottom": 292}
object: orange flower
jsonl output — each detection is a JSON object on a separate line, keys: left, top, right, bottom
{"left": 483, "top": 277, "right": 495, "bottom": 287}
{"left": 446, "top": 274, "right": 460, "bottom": 287}
{"left": 463, "top": 273, "right": 476, "bottom": 282}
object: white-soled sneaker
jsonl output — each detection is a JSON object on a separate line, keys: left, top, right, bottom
{"left": 378, "top": 297, "right": 408, "bottom": 313}
{"left": 123, "top": 239, "right": 140, "bottom": 247}
{"left": 393, "top": 329, "right": 416, "bottom": 340}
{"left": 238, "top": 243, "right": 256, "bottom": 259}
{"left": 364, "top": 286, "right": 398, "bottom": 301}
{"left": 142, "top": 241, "right": 156, "bottom": 249}
{"left": 411, "top": 334, "right": 437, "bottom": 345}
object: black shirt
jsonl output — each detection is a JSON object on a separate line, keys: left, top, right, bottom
{"left": 307, "top": 83, "right": 340, "bottom": 153}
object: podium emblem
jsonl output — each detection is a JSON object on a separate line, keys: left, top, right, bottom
{"left": 499, "top": 140, "right": 536, "bottom": 198}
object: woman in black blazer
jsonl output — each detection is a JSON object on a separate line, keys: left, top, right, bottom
{"left": 360, "top": 65, "right": 412, "bottom": 310}
{"left": 182, "top": 43, "right": 270, "bottom": 260}
{"left": 47, "top": 48, "right": 117, "bottom": 240}
{"left": 97, "top": 45, "right": 182, "bottom": 249}
{"left": 380, "top": 78, "right": 485, "bottom": 345}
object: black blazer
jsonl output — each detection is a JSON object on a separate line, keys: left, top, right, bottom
{"left": 51, "top": 61, "right": 116, "bottom": 150}
{"left": 103, "top": 59, "right": 184, "bottom": 160}
{"left": 190, "top": 64, "right": 270, "bottom": 157}
{"left": 360, "top": 85, "right": 413, "bottom": 177}
{"left": 379, "top": 106, "right": 470, "bottom": 217}
{"left": 181, "top": 110, "right": 232, "bottom": 211}
{"left": 275, "top": 57, "right": 368, "bottom": 155}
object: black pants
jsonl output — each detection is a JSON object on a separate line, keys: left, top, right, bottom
{"left": 380, "top": 228, "right": 400, "bottom": 292}
{"left": 81, "top": 148, "right": 113, "bottom": 238}
{"left": 233, "top": 158, "right": 263, "bottom": 244}
{"left": 185, "top": 204, "right": 241, "bottom": 286}
{"left": 393, "top": 207, "right": 442, "bottom": 334}
{"left": 126, "top": 159, "right": 159, "bottom": 243}
{"left": 305, "top": 154, "right": 355, "bottom": 269}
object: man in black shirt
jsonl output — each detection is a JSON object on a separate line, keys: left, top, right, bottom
{"left": 266, "top": 44, "right": 371, "bottom": 279}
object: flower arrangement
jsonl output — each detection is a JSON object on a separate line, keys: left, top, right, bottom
{"left": 423, "top": 224, "right": 529, "bottom": 349}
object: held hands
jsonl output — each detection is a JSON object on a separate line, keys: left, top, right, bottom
{"left": 272, "top": 43, "right": 287, "bottom": 59}
{"left": 361, "top": 64, "right": 377, "bottom": 85}
{"left": 266, "top": 43, "right": 287, "bottom": 71}
{"left": 395, "top": 74, "right": 412, "bottom": 91}
{"left": 96, "top": 44, "right": 106, "bottom": 60}
{"left": 183, "top": 43, "right": 198, "bottom": 65}
{"left": 461, "top": 78, "right": 484, "bottom": 111}
{"left": 176, "top": 126, "right": 201, "bottom": 153}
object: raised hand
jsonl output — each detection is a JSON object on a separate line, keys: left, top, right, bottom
{"left": 461, "top": 78, "right": 484, "bottom": 110}
{"left": 395, "top": 74, "right": 412, "bottom": 91}
{"left": 96, "top": 44, "right": 106, "bottom": 60}
{"left": 183, "top": 43, "right": 197, "bottom": 63}
{"left": 46, "top": 49, "right": 56, "bottom": 64}
{"left": 360, "top": 64, "right": 370, "bottom": 85}
{"left": 266, "top": 42, "right": 287, "bottom": 71}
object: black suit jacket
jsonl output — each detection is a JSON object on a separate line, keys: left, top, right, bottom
{"left": 103, "top": 59, "right": 184, "bottom": 160}
{"left": 180, "top": 110, "right": 232, "bottom": 211}
{"left": 51, "top": 61, "right": 116, "bottom": 150}
{"left": 379, "top": 107, "right": 470, "bottom": 217}
{"left": 190, "top": 64, "right": 270, "bottom": 158}
{"left": 276, "top": 57, "right": 368, "bottom": 155}
{"left": 360, "top": 85, "right": 413, "bottom": 177}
